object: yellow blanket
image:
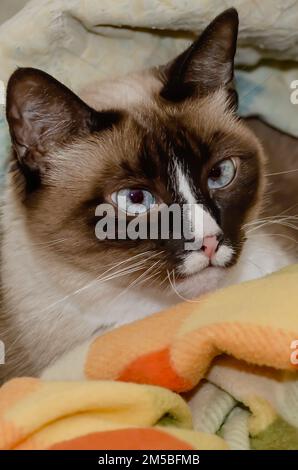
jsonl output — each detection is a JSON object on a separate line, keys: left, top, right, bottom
{"left": 1, "top": 265, "right": 298, "bottom": 449}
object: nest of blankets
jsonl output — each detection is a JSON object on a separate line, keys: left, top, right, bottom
{"left": 0, "top": 265, "right": 298, "bottom": 450}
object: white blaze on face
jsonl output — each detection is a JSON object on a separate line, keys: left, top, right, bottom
{"left": 173, "top": 161, "right": 234, "bottom": 275}
{"left": 174, "top": 161, "right": 220, "bottom": 242}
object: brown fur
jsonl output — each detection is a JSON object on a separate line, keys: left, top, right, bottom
{"left": 246, "top": 118, "right": 298, "bottom": 256}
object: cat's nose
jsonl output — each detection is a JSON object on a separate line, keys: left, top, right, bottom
{"left": 201, "top": 235, "right": 220, "bottom": 259}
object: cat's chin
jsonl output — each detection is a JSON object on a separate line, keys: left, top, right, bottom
{"left": 170, "top": 266, "right": 227, "bottom": 299}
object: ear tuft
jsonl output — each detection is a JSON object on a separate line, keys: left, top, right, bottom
{"left": 6, "top": 68, "right": 94, "bottom": 165}
{"left": 6, "top": 68, "right": 122, "bottom": 190}
{"left": 160, "top": 8, "right": 239, "bottom": 101}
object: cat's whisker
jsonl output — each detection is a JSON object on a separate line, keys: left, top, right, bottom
{"left": 29, "top": 238, "right": 70, "bottom": 247}
{"left": 98, "top": 253, "right": 160, "bottom": 281}
{"left": 135, "top": 268, "right": 162, "bottom": 288}
{"left": 83, "top": 251, "right": 158, "bottom": 271}
{"left": 97, "top": 265, "right": 148, "bottom": 284}
{"left": 41, "top": 266, "right": 145, "bottom": 314}
{"left": 114, "top": 260, "right": 160, "bottom": 295}
{"left": 245, "top": 218, "right": 298, "bottom": 234}
{"left": 167, "top": 270, "right": 201, "bottom": 303}
{"left": 279, "top": 202, "right": 298, "bottom": 215}
{"left": 278, "top": 222, "right": 298, "bottom": 231}
{"left": 85, "top": 250, "right": 160, "bottom": 282}
{"left": 145, "top": 270, "right": 162, "bottom": 288}
{"left": 268, "top": 220, "right": 298, "bottom": 231}
{"left": 248, "top": 214, "right": 298, "bottom": 223}
{"left": 158, "top": 273, "right": 170, "bottom": 289}
{"left": 40, "top": 251, "right": 163, "bottom": 313}
{"left": 70, "top": 253, "right": 154, "bottom": 289}
{"left": 247, "top": 233, "right": 298, "bottom": 244}
{"left": 245, "top": 222, "right": 298, "bottom": 233}
{"left": 244, "top": 215, "right": 298, "bottom": 228}
{"left": 107, "top": 260, "right": 161, "bottom": 305}
{"left": 265, "top": 169, "right": 298, "bottom": 177}
{"left": 78, "top": 258, "right": 157, "bottom": 286}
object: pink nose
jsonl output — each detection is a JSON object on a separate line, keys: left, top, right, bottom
{"left": 202, "top": 235, "right": 219, "bottom": 259}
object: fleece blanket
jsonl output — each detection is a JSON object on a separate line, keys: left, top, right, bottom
{"left": 1, "top": 265, "right": 298, "bottom": 450}
{"left": 0, "top": 0, "right": 298, "bottom": 184}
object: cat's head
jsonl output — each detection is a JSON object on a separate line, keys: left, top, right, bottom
{"left": 6, "top": 8, "right": 266, "bottom": 297}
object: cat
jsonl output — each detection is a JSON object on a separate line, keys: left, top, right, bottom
{"left": 0, "top": 8, "right": 296, "bottom": 382}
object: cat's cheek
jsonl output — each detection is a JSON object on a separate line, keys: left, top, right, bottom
{"left": 211, "top": 245, "right": 234, "bottom": 267}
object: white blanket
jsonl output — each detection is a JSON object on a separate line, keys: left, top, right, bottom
{"left": 0, "top": 0, "right": 297, "bottom": 175}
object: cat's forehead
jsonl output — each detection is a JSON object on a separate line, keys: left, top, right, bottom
{"left": 123, "top": 91, "right": 256, "bottom": 161}
{"left": 83, "top": 71, "right": 224, "bottom": 125}
{"left": 83, "top": 72, "right": 249, "bottom": 146}
{"left": 81, "top": 72, "right": 162, "bottom": 111}
{"left": 62, "top": 72, "right": 262, "bottom": 190}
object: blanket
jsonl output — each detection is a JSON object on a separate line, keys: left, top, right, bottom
{"left": 1, "top": 265, "right": 298, "bottom": 450}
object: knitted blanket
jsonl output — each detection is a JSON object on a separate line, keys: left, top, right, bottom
{"left": 1, "top": 265, "right": 298, "bottom": 450}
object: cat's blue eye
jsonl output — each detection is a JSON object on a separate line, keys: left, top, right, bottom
{"left": 207, "top": 158, "right": 236, "bottom": 190}
{"left": 111, "top": 189, "right": 155, "bottom": 215}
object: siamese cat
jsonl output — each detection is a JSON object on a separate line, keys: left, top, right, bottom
{"left": 0, "top": 8, "right": 296, "bottom": 382}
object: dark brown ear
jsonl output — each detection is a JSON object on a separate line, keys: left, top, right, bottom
{"left": 160, "top": 8, "right": 239, "bottom": 101}
{"left": 6, "top": 68, "right": 120, "bottom": 182}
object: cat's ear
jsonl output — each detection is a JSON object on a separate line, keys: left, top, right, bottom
{"left": 160, "top": 8, "right": 239, "bottom": 101}
{"left": 6, "top": 68, "right": 119, "bottom": 172}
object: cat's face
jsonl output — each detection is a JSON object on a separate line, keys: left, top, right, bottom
{"left": 6, "top": 8, "right": 265, "bottom": 297}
